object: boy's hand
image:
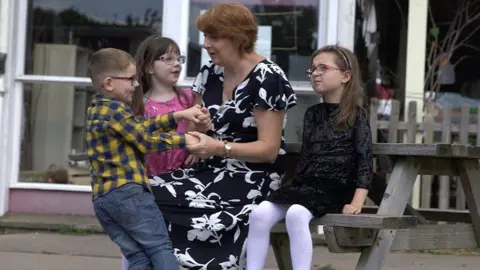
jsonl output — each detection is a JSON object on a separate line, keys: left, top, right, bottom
{"left": 174, "top": 105, "right": 204, "bottom": 124}
{"left": 185, "top": 134, "right": 200, "bottom": 146}
{"left": 342, "top": 204, "right": 362, "bottom": 214}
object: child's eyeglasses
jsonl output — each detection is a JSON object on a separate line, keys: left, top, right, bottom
{"left": 157, "top": 54, "right": 186, "bottom": 65}
{"left": 110, "top": 76, "right": 138, "bottom": 86}
{"left": 305, "top": 64, "right": 344, "bottom": 78}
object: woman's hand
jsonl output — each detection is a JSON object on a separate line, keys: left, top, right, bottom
{"left": 186, "top": 131, "right": 223, "bottom": 159}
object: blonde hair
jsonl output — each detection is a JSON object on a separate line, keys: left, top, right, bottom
{"left": 87, "top": 48, "right": 135, "bottom": 87}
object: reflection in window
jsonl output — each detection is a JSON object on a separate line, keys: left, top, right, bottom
{"left": 26, "top": 0, "right": 164, "bottom": 75}
{"left": 21, "top": 0, "right": 164, "bottom": 184}
{"left": 20, "top": 82, "right": 94, "bottom": 185}
{"left": 187, "top": 0, "right": 318, "bottom": 81}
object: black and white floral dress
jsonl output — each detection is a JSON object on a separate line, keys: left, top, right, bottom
{"left": 149, "top": 60, "right": 297, "bottom": 269}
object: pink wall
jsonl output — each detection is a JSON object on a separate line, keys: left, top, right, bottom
{"left": 9, "top": 189, "right": 95, "bottom": 216}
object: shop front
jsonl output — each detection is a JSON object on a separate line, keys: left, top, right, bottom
{"left": 0, "top": 0, "right": 355, "bottom": 217}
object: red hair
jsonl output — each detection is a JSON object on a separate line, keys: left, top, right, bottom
{"left": 197, "top": 3, "right": 258, "bottom": 53}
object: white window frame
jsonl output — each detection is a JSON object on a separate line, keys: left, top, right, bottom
{"left": 0, "top": 0, "right": 16, "bottom": 215}
{"left": 0, "top": 0, "right": 346, "bottom": 198}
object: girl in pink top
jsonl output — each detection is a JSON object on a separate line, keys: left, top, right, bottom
{"left": 126, "top": 36, "right": 212, "bottom": 269}
{"left": 131, "top": 36, "right": 212, "bottom": 174}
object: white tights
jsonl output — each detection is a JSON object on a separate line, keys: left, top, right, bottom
{"left": 246, "top": 201, "right": 313, "bottom": 270}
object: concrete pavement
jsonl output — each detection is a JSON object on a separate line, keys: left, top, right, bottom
{"left": 0, "top": 251, "right": 120, "bottom": 270}
{"left": 0, "top": 232, "right": 480, "bottom": 269}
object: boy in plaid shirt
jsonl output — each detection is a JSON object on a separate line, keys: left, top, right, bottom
{"left": 85, "top": 48, "right": 204, "bottom": 270}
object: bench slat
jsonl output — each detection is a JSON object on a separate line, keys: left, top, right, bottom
{"left": 285, "top": 143, "right": 480, "bottom": 159}
{"left": 316, "top": 214, "right": 418, "bottom": 229}
{"left": 271, "top": 214, "right": 418, "bottom": 233}
{"left": 324, "top": 223, "right": 478, "bottom": 253}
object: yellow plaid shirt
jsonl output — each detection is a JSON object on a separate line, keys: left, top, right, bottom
{"left": 85, "top": 94, "right": 186, "bottom": 199}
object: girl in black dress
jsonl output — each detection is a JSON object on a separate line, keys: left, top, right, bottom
{"left": 246, "top": 45, "right": 373, "bottom": 270}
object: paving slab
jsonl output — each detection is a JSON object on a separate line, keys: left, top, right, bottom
{"left": 0, "top": 251, "right": 120, "bottom": 270}
{"left": 0, "top": 213, "right": 102, "bottom": 233}
{"left": 1, "top": 233, "right": 480, "bottom": 270}
{"left": 0, "top": 232, "right": 119, "bottom": 257}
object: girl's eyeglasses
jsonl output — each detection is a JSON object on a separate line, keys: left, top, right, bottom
{"left": 110, "top": 76, "right": 137, "bottom": 86}
{"left": 305, "top": 64, "right": 344, "bottom": 78}
{"left": 157, "top": 54, "right": 186, "bottom": 65}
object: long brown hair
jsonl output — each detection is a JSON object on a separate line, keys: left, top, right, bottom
{"left": 131, "top": 35, "right": 188, "bottom": 115}
{"left": 312, "top": 45, "right": 362, "bottom": 131}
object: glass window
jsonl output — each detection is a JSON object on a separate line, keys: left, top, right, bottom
{"left": 18, "top": 87, "right": 317, "bottom": 185}
{"left": 20, "top": 82, "right": 93, "bottom": 185}
{"left": 187, "top": 0, "right": 319, "bottom": 81}
{"left": 25, "top": 0, "right": 164, "bottom": 76}
{"left": 284, "top": 93, "right": 319, "bottom": 142}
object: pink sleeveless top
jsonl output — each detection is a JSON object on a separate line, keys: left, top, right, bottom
{"left": 144, "top": 89, "right": 195, "bottom": 175}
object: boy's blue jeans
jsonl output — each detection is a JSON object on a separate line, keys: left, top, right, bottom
{"left": 93, "top": 183, "right": 178, "bottom": 270}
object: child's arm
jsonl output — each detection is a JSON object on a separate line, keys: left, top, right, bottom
{"left": 187, "top": 93, "right": 212, "bottom": 133}
{"left": 187, "top": 94, "right": 203, "bottom": 131}
{"left": 106, "top": 103, "right": 197, "bottom": 153}
{"left": 344, "top": 109, "right": 374, "bottom": 214}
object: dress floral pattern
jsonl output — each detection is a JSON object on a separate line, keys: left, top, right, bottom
{"left": 149, "top": 60, "right": 297, "bottom": 269}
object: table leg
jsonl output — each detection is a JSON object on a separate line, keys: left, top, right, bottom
{"left": 456, "top": 159, "right": 480, "bottom": 246}
{"left": 369, "top": 172, "right": 428, "bottom": 224}
{"left": 355, "top": 157, "right": 420, "bottom": 270}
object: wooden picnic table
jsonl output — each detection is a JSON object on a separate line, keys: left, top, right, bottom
{"left": 275, "top": 142, "right": 480, "bottom": 270}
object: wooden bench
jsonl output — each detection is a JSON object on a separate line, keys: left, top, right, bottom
{"left": 270, "top": 214, "right": 418, "bottom": 270}
{"left": 277, "top": 142, "right": 480, "bottom": 270}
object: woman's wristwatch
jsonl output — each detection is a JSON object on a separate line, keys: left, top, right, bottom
{"left": 223, "top": 141, "right": 232, "bottom": 158}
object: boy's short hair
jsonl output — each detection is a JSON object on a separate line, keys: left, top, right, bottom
{"left": 87, "top": 48, "right": 135, "bottom": 87}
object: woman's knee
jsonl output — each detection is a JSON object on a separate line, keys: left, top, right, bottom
{"left": 285, "top": 204, "right": 313, "bottom": 228}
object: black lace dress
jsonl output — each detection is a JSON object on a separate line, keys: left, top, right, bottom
{"left": 267, "top": 103, "right": 373, "bottom": 216}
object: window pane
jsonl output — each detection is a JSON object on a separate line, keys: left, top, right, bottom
{"left": 20, "top": 82, "right": 93, "bottom": 185}
{"left": 26, "top": 0, "right": 163, "bottom": 76}
{"left": 284, "top": 93, "right": 319, "bottom": 142}
{"left": 18, "top": 82, "right": 318, "bottom": 184}
{"left": 187, "top": 0, "right": 318, "bottom": 81}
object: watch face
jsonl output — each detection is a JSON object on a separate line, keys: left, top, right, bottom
{"left": 225, "top": 144, "right": 232, "bottom": 150}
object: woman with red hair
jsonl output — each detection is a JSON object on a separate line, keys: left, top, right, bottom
{"left": 145, "top": 3, "right": 296, "bottom": 269}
